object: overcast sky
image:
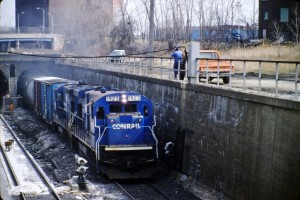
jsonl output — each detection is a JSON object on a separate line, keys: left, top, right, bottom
{"left": 0, "top": 0, "right": 256, "bottom": 28}
{"left": 0, "top": 0, "right": 15, "bottom": 27}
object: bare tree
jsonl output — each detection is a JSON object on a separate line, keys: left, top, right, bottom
{"left": 110, "top": 1, "right": 134, "bottom": 49}
{"left": 48, "top": 0, "right": 261, "bottom": 54}
{"left": 183, "top": 0, "right": 195, "bottom": 42}
{"left": 234, "top": 1, "right": 258, "bottom": 39}
{"left": 287, "top": 2, "right": 300, "bottom": 43}
{"left": 149, "top": 0, "right": 155, "bottom": 54}
{"left": 271, "top": 21, "right": 284, "bottom": 42}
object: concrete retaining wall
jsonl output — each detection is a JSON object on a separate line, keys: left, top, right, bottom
{"left": 17, "top": 64, "right": 300, "bottom": 200}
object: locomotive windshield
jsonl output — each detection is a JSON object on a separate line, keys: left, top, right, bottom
{"left": 109, "top": 104, "right": 122, "bottom": 113}
{"left": 109, "top": 104, "right": 137, "bottom": 113}
{"left": 125, "top": 104, "right": 137, "bottom": 112}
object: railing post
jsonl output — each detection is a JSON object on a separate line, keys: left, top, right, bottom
{"left": 139, "top": 57, "right": 142, "bottom": 75}
{"left": 160, "top": 58, "right": 163, "bottom": 80}
{"left": 258, "top": 61, "right": 262, "bottom": 93}
{"left": 146, "top": 58, "right": 148, "bottom": 76}
{"left": 205, "top": 60, "right": 209, "bottom": 84}
{"left": 275, "top": 62, "right": 279, "bottom": 97}
{"left": 169, "top": 58, "right": 172, "bottom": 79}
{"left": 128, "top": 57, "right": 130, "bottom": 72}
{"left": 185, "top": 62, "right": 188, "bottom": 81}
{"left": 295, "top": 63, "right": 298, "bottom": 100}
{"left": 151, "top": 57, "right": 154, "bottom": 76}
{"left": 133, "top": 57, "right": 136, "bottom": 74}
{"left": 243, "top": 61, "right": 246, "bottom": 90}
{"left": 177, "top": 61, "right": 180, "bottom": 80}
{"left": 187, "top": 42, "right": 200, "bottom": 84}
{"left": 217, "top": 60, "right": 220, "bottom": 86}
{"left": 229, "top": 60, "right": 233, "bottom": 88}
{"left": 122, "top": 57, "right": 125, "bottom": 72}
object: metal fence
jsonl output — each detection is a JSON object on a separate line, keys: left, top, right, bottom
{"left": 0, "top": 27, "right": 52, "bottom": 34}
{"left": 55, "top": 56, "right": 300, "bottom": 101}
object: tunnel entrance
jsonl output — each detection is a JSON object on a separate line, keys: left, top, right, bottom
{"left": 0, "top": 70, "right": 9, "bottom": 109}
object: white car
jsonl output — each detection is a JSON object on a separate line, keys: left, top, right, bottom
{"left": 109, "top": 50, "right": 126, "bottom": 62}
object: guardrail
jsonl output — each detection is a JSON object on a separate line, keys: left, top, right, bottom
{"left": 55, "top": 56, "right": 300, "bottom": 101}
{"left": 0, "top": 27, "right": 52, "bottom": 34}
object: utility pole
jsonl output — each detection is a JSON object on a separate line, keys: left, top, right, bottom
{"left": 252, "top": 0, "right": 256, "bottom": 39}
{"left": 149, "top": 0, "right": 155, "bottom": 56}
{"left": 0, "top": 0, "right": 3, "bottom": 29}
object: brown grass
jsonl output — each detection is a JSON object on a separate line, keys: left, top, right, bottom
{"left": 220, "top": 44, "right": 300, "bottom": 75}
{"left": 221, "top": 44, "right": 300, "bottom": 61}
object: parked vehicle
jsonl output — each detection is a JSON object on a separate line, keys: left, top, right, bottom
{"left": 109, "top": 50, "right": 126, "bottom": 62}
{"left": 198, "top": 50, "right": 234, "bottom": 84}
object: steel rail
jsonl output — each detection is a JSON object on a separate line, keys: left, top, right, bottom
{"left": 113, "top": 180, "right": 172, "bottom": 200}
{"left": 0, "top": 115, "right": 61, "bottom": 200}
{"left": 0, "top": 129, "right": 27, "bottom": 200}
{"left": 113, "top": 181, "right": 136, "bottom": 200}
{"left": 146, "top": 182, "right": 173, "bottom": 200}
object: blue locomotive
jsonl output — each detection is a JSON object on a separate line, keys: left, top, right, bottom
{"left": 27, "top": 76, "right": 158, "bottom": 179}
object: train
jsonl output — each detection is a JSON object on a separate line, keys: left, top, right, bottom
{"left": 18, "top": 76, "right": 159, "bottom": 179}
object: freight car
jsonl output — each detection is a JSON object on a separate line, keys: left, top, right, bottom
{"left": 20, "top": 76, "right": 158, "bottom": 179}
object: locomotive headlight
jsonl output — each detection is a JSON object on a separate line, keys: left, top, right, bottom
{"left": 138, "top": 118, "right": 142, "bottom": 123}
{"left": 121, "top": 94, "right": 127, "bottom": 104}
{"left": 110, "top": 119, "right": 114, "bottom": 123}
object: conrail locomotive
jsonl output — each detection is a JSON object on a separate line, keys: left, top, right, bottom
{"left": 20, "top": 76, "right": 158, "bottom": 179}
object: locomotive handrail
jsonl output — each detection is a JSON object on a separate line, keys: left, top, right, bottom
{"left": 67, "top": 111, "right": 77, "bottom": 132}
{"left": 148, "top": 126, "right": 159, "bottom": 159}
{"left": 94, "top": 117, "right": 107, "bottom": 163}
{"left": 152, "top": 115, "right": 158, "bottom": 158}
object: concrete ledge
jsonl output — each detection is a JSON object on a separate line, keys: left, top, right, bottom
{"left": 192, "top": 83, "right": 300, "bottom": 111}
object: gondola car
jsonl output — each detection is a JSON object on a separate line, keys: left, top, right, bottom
{"left": 30, "top": 77, "right": 158, "bottom": 179}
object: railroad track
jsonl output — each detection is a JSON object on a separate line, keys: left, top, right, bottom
{"left": 114, "top": 180, "right": 172, "bottom": 200}
{"left": 0, "top": 114, "right": 61, "bottom": 200}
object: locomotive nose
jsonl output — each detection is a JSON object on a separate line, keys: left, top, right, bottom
{"left": 126, "top": 160, "right": 136, "bottom": 169}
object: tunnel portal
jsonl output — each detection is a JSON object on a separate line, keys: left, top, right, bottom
{"left": 0, "top": 70, "right": 9, "bottom": 109}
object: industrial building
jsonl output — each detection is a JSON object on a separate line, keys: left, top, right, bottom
{"left": 259, "top": 0, "right": 300, "bottom": 42}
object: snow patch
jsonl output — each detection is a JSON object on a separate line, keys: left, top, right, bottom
{"left": 9, "top": 183, "right": 48, "bottom": 196}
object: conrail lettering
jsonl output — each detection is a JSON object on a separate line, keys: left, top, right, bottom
{"left": 112, "top": 123, "right": 141, "bottom": 129}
